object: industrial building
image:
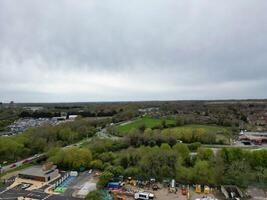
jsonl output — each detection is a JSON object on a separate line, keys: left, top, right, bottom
{"left": 18, "top": 163, "right": 59, "bottom": 182}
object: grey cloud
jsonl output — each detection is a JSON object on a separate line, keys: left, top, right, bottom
{"left": 0, "top": 0, "right": 267, "bottom": 102}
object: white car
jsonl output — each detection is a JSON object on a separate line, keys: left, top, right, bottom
{"left": 21, "top": 183, "right": 31, "bottom": 190}
{"left": 134, "top": 192, "right": 154, "bottom": 200}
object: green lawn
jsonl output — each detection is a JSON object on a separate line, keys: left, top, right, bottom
{"left": 116, "top": 117, "right": 176, "bottom": 134}
{"left": 115, "top": 117, "right": 231, "bottom": 144}
{"left": 169, "top": 124, "right": 230, "bottom": 134}
{"left": 162, "top": 124, "right": 231, "bottom": 144}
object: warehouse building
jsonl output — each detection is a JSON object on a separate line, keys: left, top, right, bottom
{"left": 18, "top": 163, "right": 59, "bottom": 182}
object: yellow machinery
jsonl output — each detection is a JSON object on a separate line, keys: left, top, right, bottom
{"left": 204, "top": 185, "right": 210, "bottom": 194}
{"left": 169, "top": 187, "right": 176, "bottom": 193}
{"left": 195, "top": 184, "right": 201, "bottom": 193}
{"left": 127, "top": 177, "right": 136, "bottom": 186}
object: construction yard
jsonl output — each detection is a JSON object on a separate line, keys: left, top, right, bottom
{"left": 106, "top": 178, "right": 220, "bottom": 200}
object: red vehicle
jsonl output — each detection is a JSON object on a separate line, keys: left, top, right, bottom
{"left": 181, "top": 186, "right": 187, "bottom": 195}
{"left": 10, "top": 164, "right": 16, "bottom": 168}
{"left": 22, "top": 159, "right": 29, "bottom": 164}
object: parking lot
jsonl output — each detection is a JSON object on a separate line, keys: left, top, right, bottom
{"left": 0, "top": 169, "right": 98, "bottom": 200}
{"left": 0, "top": 182, "right": 81, "bottom": 200}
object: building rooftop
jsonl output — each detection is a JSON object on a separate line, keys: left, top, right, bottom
{"left": 245, "top": 132, "right": 267, "bottom": 136}
{"left": 19, "top": 165, "right": 57, "bottom": 177}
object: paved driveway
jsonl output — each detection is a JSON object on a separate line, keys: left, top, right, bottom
{"left": 0, "top": 187, "right": 79, "bottom": 200}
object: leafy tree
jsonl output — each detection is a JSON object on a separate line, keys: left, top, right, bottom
{"left": 85, "top": 190, "right": 103, "bottom": 200}
{"left": 173, "top": 143, "right": 190, "bottom": 161}
{"left": 192, "top": 160, "right": 215, "bottom": 185}
{"left": 175, "top": 117, "right": 184, "bottom": 126}
{"left": 90, "top": 160, "right": 103, "bottom": 170}
{"left": 197, "top": 148, "right": 214, "bottom": 161}
{"left": 160, "top": 143, "right": 171, "bottom": 151}
{"left": 176, "top": 162, "right": 192, "bottom": 183}
{"left": 49, "top": 147, "right": 92, "bottom": 170}
{"left": 97, "top": 171, "right": 113, "bottom": 189}
{"left": 124, "top": 167, "right": 140, "bottom": 177}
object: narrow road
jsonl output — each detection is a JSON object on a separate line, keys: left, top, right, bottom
{"left": 0, "top": 154, "right": 45, "bottom": 174}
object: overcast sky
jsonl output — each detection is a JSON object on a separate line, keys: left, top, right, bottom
{"left": 0, "top": 0, "right": 267, "bottom": 102}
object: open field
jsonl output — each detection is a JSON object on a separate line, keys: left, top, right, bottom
{"left": 116, "top": 116, "right": 230, "bottom": 135}
{"left": 166, "top": 124, "right": 230, "bottom": 134}
{"left": 116, "top": 117, "right": 176, "bottom": 134}
{"left": 162, "top": 124, "right": 231, "bottom": 144}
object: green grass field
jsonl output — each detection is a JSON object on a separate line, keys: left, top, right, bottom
{"left": 168, "top": 124, "right": 229, "bottom": 134}
{"left": 162, "top": 124, "right": 231, "bottom": 144}
{"left": 116, "top": 117, "right": 176, "bottom": 134}
{"left": 116, "top": 117, "right": 230, "bottom": 144}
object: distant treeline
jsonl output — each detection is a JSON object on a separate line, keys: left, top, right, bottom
{"left": 69, "top": 110, "right": 118, "bottom": 117}
{"left": 19, "top": 110, "right": 118, "bottom": 118}
{"left": 19, "top": 111, "right": 61, "bottom": 118}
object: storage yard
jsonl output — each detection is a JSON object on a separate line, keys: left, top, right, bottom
{"left": 1, "top": 163, "right": 267, "bottom": 200}
{"left": 103, "top": 178, "right": 220, "bottom": 200}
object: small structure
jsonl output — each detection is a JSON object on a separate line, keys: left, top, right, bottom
{"left": 239, "top": 131, "right": 267, "bottom": 145}
{"left": 169, "top": 179, "right": 176, "bottom": 193}
{"left": 107, "top": 182, "right": 122, "bottom": 190}
{"left": 18, "top": 163, "right": 59, "bottom": 182}
{"left": 68, "top": 115, "right": 78, "bottom": 120}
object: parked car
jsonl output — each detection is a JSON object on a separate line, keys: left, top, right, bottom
{"left": 134, "top": 192, "right": 154, "bottom": 200}
{"left": 181, "top": 185, "right": 187, "bottom": 195}
{"left": 21, "top": 183, "right": 31, "bottom": 190}
{"left": 10, "top": 164, "right": 16, "bottom": 168}
{"left": 22, "top": 159, "right": 29, "bottom": 164}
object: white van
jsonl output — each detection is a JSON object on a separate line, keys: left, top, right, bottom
{"left": 70, "top": 171, "right": 78, "bottom": 177}
{"left": 134, "top": 192, "right": 154, "bottom": 200}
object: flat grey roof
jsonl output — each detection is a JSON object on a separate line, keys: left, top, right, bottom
{"left": 19, "top": 165, "right": 56, "bottom": 177}
{"left": 245, "top": 132, "right": 267, "bottom": 136}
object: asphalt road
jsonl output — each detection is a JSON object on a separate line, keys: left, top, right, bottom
{"left": 0, "top": 187, "right": 47, "bottom": 200}
{"left": 0, "top": 154, "right": 46, "bottom": 174}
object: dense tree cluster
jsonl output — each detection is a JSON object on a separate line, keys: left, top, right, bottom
{"left": 46, "top": 137, "right": 266, "bottom": 188}
{"left": 0, "top": 119, "right": 96, "bottom": 163}
{"left": 48, "top": 147, "right": 92, "bottom": 170}
{"left": 19, "top": 111, "right": 61, "bottom": 118}
{"left": 125, "top": 127, "right": 230, "bottom": 147}
{"left": 87, "top": 140, "right": 267, "bottom": 187}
